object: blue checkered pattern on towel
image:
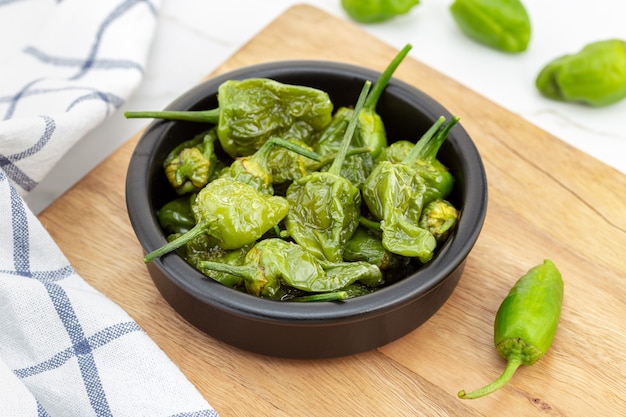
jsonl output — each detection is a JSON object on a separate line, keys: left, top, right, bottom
{"left": 0, "top": 0, "right": 220, "bottom": 415}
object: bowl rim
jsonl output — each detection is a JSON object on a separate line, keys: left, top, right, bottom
{"left": 125, "top": 59, "right": 488, "bottom": 325}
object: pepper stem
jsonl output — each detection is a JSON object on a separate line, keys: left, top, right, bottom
{"left": 328, "top": 80, "right": 372, "bottom": 176}
{"left": 457, "top": 356, "right": 523, "bottom": 399}
{"left": 124, "top": 108, "right": 220, "bottom": 124}
{"left": 143, "top": 220, "right": 210, "bottom": 263}
{"left": 198, "top": 261, "right": 256, "bottom": 281}
{"left": 257, "top": 137, "right": 321, "bottom": 162}
{"left": 291, "top": 291, "right": 348, "bottom": 302}
{"left": 364, "top": 43, "right": 412, "bottom": 111}
{"left": 403, "top": 116, "right": 459, "bottom": 165}
{"left": 401, "top": 116, "right": 446, "bottom": 166}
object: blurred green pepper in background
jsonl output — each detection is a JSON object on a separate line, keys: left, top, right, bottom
{"left": 449, "top": 0, "right": 531, "bottom": 53}
{"left": 535, "top": 39, "right": 626, "bottom": 107}
{"left": 341, "top": 0, "right": 420, "bottom": 23}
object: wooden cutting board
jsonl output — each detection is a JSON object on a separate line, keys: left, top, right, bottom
{"left": 38, "top": 5, "right": 626, "bottom": 416}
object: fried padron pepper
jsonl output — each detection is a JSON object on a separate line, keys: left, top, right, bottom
{"left": 285, "top": 80, "right": 371, "bottom": 262}
{"left": 143, "top": 177, "right": 289, "bottom": 263}
{"left": 125, "top": 78, "right": 334, "bottom": 157}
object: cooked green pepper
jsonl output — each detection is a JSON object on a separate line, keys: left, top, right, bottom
{"left": 198, "top": 238, "right": 382, "bottom": 299}
{"left": 285, "top": 81, "right": 371, "bottom": 262}
{"left": 219, "top": 136, "right": 320, "bottom": 194}
{"left": 343, "top": 226, "right": 409, "bottom": 271}
{"left": 157, "top": 195, "right": 196, "bottom": 235}
{"left": 341, "top": 0, "right": 420, "bottom": 23}
{"left": 125, "top": 78, "right": 334, "bottom": 157}
{"left": 535, "top": 39, "right": 626, "bottom": 107}
{"left": 143, "top": 177, "right": 290, "bottom": 262}
{"left": 449, "top": 0, "right": 531, "bottom": 53}
{"left": 458, "top": 259, "right": 564, "bottom": 399}
{"left": 419, "top": 199, "right": 459, "bottom": 243}
{"left": 375, "top": 140, "right": 413, "bottom": 164}
{"left": 163, "top": 129, "right": 218, "bottom": 195}
{"left": 362, "top": 117, "right": 449, "bottom": 262}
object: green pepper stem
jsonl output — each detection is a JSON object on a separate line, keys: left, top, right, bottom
{"left": 310, "top": 147, "right": 371, "bottom": 170}
{"left": 401, "top": 116, "right": 446, "bottom": 166}
{"left": 124, "top": 108, "right": 220, "bottom": 124}
{"left": 403, "top": 116, "right": 459, "bottom": 165}
{"left": 328, "top": 80, "right": 372, "bottom": 176}
{"left": 258, "top": 137, "right": 321, "bottom": 162}
{"left": 143, "top": 220, "right": 211, "bottom": 263}
{"left": 364, "top": 43, "right": 412, "bottom": 111}
{"left": 359, "top": 216, "right": 382, "bottom": 231}
{"left": 291, "top": 291, "right": 348, "bottom": 302}
{"left": 457, "top": 356, "right": 523, "bottom": 399}
{"left": 197, "top": 260, "right": 256, "bottom": 281}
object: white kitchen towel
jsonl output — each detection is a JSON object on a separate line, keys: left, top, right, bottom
{"left": 0, "top": 1, "right": 219, "bottom": 416}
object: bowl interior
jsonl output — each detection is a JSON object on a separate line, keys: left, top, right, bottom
{"left": 126, "top": 60, "right": 487, "bottom": 325}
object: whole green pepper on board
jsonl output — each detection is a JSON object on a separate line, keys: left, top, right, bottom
{"left": 163, "top": 129, "right": 218, "bottom": 195}
{"left": 143, "top": 177, "right": 290, "bottom": 263}
{"left": 125, "top": 78, "right": 333, "bottom": 158}
{"left": 285, "top": 81, "right": 372, "bottom": 262}
{"left": 458, "top": 259, "right": 564, "bottom": 399}
{"left": 219, "top": 136, "right": 321, "bottom": 194}
{"left": 449, "top": 0, "right": 531, "bottom": 53}
{"left": 341, "top": 0, "right": 420, "bottom": 24}
{"left": 535, "top": 39, "right": 626, "bottom": 107}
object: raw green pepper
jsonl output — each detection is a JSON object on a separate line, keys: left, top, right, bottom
{"left": 163, "top": 129, "right": 218, "bottom": 195}
{"left": 218, "top": 136, "right": 320, "bottom": 194}
{"left": 449, "top": 0, "right": 531, "bottom": 53}
{"left": 143, "top": 177, "right": 290, "bottom": 262}
{"left": 285, "top": 81, "right": 371, "bottom": 262}
{"left": 198, "top": 238, "right": 382, "bottom": 299}
{"left": 458, "top": 259, "right": 564, "bottom": 399}
{"left": 341, "top": 0, "right": 420, "bottom": 23}
{"left": 535, "top": 39, "right": 626, "bottom": 107}
{"left": 419, "top": 199, "right": 459, "bottom": 243}
{"left": 157, "top": 195, "right": 196, "bottom": 235}
{"left": 362, "top": 117, "right": 449, "bottom": 262}
{"left": 125, "top": 78, "right": 334, "bottom": 158}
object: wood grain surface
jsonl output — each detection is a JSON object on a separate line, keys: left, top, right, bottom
{"left": 38, "top": 5, "right": 626, "bottom": 416}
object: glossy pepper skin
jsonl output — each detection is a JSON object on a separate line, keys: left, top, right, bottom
{"left": 419, "top": 199, "right": 459, "bottom": 243}
{"left": 362, "top": 117, "right": 452, "bottom": 262}
{"left": 157, "top": 195, "right": 196, "bottom": 235}
{"left": 124, "top": 78, "right": 333, "bottom": 158}
{"left": 449, "top": 0, "right": 531, "bottom": 53}
{"left": 341, "top": 0, "right": 420, "bottom": 23}
{"left": 458, "top": 259, "right": 564, "bottom": 399}
{"left": 535, "top": 39, "right": 626, "bottom": 107}
{"left": 198, "top": 238, "right": 382, "bottom": 300}
{"left": 219, "top": 136, "right": 320, "bottom": 194}
{"left": 343, "top": 226, "right": 409, "bottom": 271}
{"left": 163, "top": 129, "right": 218, "bottom": 195}
{"left": 143, "top": 177, "right": 290, "bottom": 262}
{"left": 285, "top": 81, "right": 371, "bottom": 262}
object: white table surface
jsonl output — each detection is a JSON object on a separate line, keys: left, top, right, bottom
{"left": 25, "top": 0, "right": 626, "bottom": 214}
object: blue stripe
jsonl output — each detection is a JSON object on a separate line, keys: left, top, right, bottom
{"left": 2, "top": 78, "right": 41, "bottom": 120}
{"left": 23, "top": 46, "right": 144, "bottom": 75}
{"left": 66, "top": 90, "right": 124, "bottom": 113}
{"left": 14, "top": 321, "right": 143, "bottom": 378}
{"left": 10, "top": 180, "right": 30, "bottom": 274}
{"left": 169, "top": 411, "right": 221, "bottom": 417}
{"left": 44, "top": 282, "right": 113, "bottom": 416}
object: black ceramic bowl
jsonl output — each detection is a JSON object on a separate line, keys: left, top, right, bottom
{"left": 126, "top": 61, "right": 488, "bottom": 359}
